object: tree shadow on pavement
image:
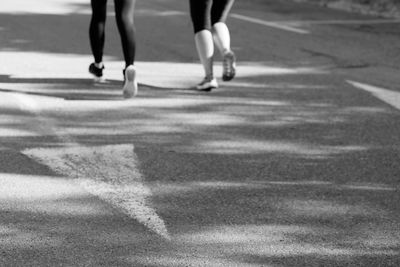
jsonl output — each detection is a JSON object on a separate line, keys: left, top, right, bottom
{"left": 0, "top": 176, "right": 169, "bottom": 267}
{"left": 1, "top": 1, "right": 400, "bottom": 266}
{"left": 0, "top": 75, "right": 199, "bottom": 104}
{"left": 0, "top": 75, "right": 127, "bottom": 101}
{"left": 2, "top": 71, "right": 399, "bottom": 265}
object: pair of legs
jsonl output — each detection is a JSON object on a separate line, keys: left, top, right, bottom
{"left": 89, "top": 0, "right": 136, "bottom": 68}
{"left": 189, "top": 0, "right": 236, "bottom": 88}
{"left": 89, "top": 0, "right": 138, "bottom": 97}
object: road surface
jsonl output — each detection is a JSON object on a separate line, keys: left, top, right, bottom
{"left": 0, "top": 0, "right": 399, "bottom": 266}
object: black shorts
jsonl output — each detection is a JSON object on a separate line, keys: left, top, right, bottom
{"left": 189, "top": 0, "right": 234, "bottom": 33}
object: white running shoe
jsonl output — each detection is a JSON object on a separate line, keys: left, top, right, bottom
{"left": 196, "top": 77, "right": 218, "bottom": 91}
{"left": 123, "top": 65, "right": 138, "bottom": 98}
{"left": 222, "top": 51, "right": 236, "bottom": 81}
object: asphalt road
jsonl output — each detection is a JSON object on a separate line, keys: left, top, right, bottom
{"left": 1, "top": 0, "right": 400, "bottom": 266}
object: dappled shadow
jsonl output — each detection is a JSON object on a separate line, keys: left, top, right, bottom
{"left": 2, "top": 71, "right": 400, "bottom": 179}
{"left": 0, "top": 149, "right": 167, "bottom": 266}
{"left": 237, "top": 254, "right": 400, "bottom": 267}
{"left": 2, "top": 70, "right": 400, "bottom": 265}
{"left": 0, "top": 74, "right": 128, "bottom": 100}
{"left": 140, "top": 179, "right": 400, "bottom": 266}
{"left": 0, "top": 177, "right": 168, "bottom": 267}
{"left": 1, "top": 0, "right": 400, "bottom": 265}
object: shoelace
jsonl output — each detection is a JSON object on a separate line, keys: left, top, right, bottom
{"left": 224, "top": 55, "right": 234, "bottom": 74}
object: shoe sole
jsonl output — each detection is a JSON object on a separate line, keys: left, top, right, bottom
{"left": 92, "top": 76, "right": 106, "bottom": 83}
{"left": 196, "top": 80, "right": 218, "bottom": 92}
{"left": 196, "top": 85, "right": 218, "bottom": 92}
{"left": 222, "top": 53, "right": 236, "bottom": 82}
{"left": 123, "top": 66, "right": 138, "bottom": 98}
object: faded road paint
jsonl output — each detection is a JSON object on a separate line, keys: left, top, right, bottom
{"left": 24, "top": 145, "right": 170, "bottom": 239}
{"left": 12, "top": 93, "right": 170, "bottom": 239}
{"left": 231, "top": 13, "right": 310, "bottom": 34}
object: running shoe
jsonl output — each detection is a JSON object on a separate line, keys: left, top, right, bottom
{"left": 196, "top": 76, "right": 218, "bottom": 91}
{"left": 89, "top": 63, "right": 104, "bottom": 78}
{"left": 122, "top": 65, "right": 138, "bottom": 98}
{"left": 222, "top": 51, "right": 236, "bottom": 81}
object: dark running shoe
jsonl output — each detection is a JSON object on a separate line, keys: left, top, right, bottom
{"left": 89, "top": 63, "right": 104, "bottom": 78}
{"left": 222, "top": 51, "right": 236, "bottom": 81}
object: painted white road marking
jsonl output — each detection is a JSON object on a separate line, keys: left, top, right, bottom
{"left": 24, "top": 145, "right": 170, "bottom": 239}
{"left": 231, "top": 13, "right": 310, "bottom": 34}
{"left": 286, "top": 19, "right": 400, "bottom": 26}
{"left": 347, "top": 80, "right": 400, "bottom": 111}
{"left": 231, "top": 15, "right": 400, "bottom": 34}
{"left": 11, "top": 93, "right": 170, "bottom": 239}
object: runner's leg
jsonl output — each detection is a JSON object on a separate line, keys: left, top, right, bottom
{"left": 211, "top": 0, "right": 236, "bottom": 81}
{"left": 114, "top": 0, "right": 136, "bottom": 68}
{"left": 115, "top": 0, "right": 138, "bottom": 98}
{"left": 211, "top": 0, "right": 234, "bottom": 55}
{"left": 190, "top": 0, "right": 215, "bottom": 80}
{"left": 89, "top": 0, "right": 108, "bottom": 64}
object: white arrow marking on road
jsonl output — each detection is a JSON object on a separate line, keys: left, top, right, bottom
{"left": 231, "top": 14, "right": 310, "bottom": 34}
{"left": 12, "top": 93, "right": 170, "bottom": 239}
{"left": 24, "top": 145, "right": 170, "bottom": 240}
{"left": 347, "top": 80, "right": 400, "bottom": 111}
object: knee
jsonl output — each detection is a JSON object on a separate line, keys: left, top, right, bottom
{"left": 92, "top": 14, "right": 106, "bottom": 24}
{"left": 212, "top": 20, "right": 226, "bottom": 29}
{"left": 116, "top": 12, "right": 134, "bottom": 26}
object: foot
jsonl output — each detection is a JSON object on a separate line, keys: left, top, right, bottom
{"left": 122, "top": 65, "right": 138, "bottom": 98}
{"left": 222, "top": 51, "right": 236, "bottom": 81}
{"left": 196, "top": 76, "right": 218, "bottom": 91}
{"left": 89, "top": 63, "right": 104, "bottom": 78}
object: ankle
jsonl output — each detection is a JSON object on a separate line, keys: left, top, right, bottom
{"left": 205, "top": 74, "right": 214, "bottom": 80}
{"left": 94, "top": 62, "right": 104, "bottom": 69}
{"left": 223, "top": 49, "right": 233, "bottom": 55}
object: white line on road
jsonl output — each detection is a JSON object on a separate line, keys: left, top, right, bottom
{"left": 285, "top": 19, "right": 400, "bottom": 26}
{"left": 347, "top": 80, "right": 400, "bottom": 111}
{"left": 231, "top": 13, "right": 310, "bottom": 34}
{"left": 230, "top": 15, "right": 400, "bottom": 34}
{"left": 12, "top": 93, "right": 170, "bottom": 239}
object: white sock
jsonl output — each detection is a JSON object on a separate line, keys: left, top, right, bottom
{"left": 212, "top": 22, "right": 232, "bottom": 56}
{"left": 195, "top": 30, "right": 214, "bottom": 79}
